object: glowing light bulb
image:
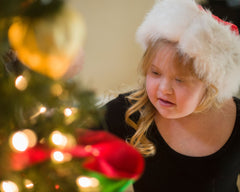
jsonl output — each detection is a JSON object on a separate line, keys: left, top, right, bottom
{"left": 76, "top": 177, "right": 92, "bottom": 188}
{"left": 15, "top": 75, "right": 28, "bottom": 91}
{"left": 1, "top": 180, "right": 19, "bottom": 192}
{"left": 24, "top": 179, "right": 34, "bottom": 189}
{"left": 30, "top": 105, "right": 47, "bottom": 119}
{"left": 64, "top": 108, "right": 72, "bottom": 117}
{"left": 50, "top": 131, "right": 68, "bottom": 147}
{"left": 51, "top": 151, "right": 72, "bottom": 163}
{"left": 52, "top": 151, "right": 64, "bottom": 162}
{"left": 39, "top": 106, "right": 47, "bottom": 113}
{"left": 10, "top": 131, "right": 29, "bottom": 152}
{"left": 76, "top": 176, "right": 99, "bottom": 188}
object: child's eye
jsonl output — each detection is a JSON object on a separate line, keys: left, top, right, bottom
{"left": 175, "top": 78, "right": 183, "bottom": 83}
{"left": 152, "top": 71, "right": 160, "bottom": 75}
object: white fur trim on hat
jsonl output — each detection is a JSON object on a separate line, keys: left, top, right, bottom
{"left": 136, "top": 0, "right": 240, "bottom": 102}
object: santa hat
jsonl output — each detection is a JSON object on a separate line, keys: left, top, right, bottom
{"left": 136, "top": 0, "right": 240, "bottom": 102}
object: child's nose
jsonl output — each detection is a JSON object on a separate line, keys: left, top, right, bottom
{"left": 159, "top": 79, "right": 173, "bottom": 95}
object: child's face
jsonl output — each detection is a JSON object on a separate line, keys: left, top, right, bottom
{"left": 146, "top": 44, "right": 206, "bottom": 119}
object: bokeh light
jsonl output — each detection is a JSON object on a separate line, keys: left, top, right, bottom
{"left": 76, "top": 176, "right": 99, "bottom": 188}
{"left": 24, "top": 179, "right": 34, "bottom": 189}
{"left": 0, "top": 180, "right": 19, "bottom": 192}
{"left": 50, "top": 131, "right": 68, "bottom": 147}
{"left": 15, "top": 75, "right": 28, "bottom": 91}
{"left": 10, "top": 131, "right": 29, "bottom": 152}
{"left": 64, "top": 108, "right": 72, "bottom": 117}
{"left": 51, "top": 151, "right": 72, "bottom": 163}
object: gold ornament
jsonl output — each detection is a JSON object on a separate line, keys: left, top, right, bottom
{"left": 8, "top": 5, "right": 86, "bottom": 79}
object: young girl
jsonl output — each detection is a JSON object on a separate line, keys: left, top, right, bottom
{"left": 98, "top": 0, "right": 240, "bottom": 191}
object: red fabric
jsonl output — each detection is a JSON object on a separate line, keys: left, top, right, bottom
{"left": 77, "top": 130, "right": 145, "bottom": 179}
{"left": 10, "top": 130, "right": 145, "bottom": 180}
{"left": 11, "top": 145, "right": 50, "bottom": 171}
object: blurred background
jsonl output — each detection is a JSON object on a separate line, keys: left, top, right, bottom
{"left": 69, "top": 0, "right": 155, "bottom": 97}
{"left": 69, "top": 0, "right": 239, "bottom": 99}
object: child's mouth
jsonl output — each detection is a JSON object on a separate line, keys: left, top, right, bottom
{"left": 158, "top": 98, "right": 175, "bottom": 107}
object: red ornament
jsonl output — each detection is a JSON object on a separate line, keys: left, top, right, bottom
{"left": 10, "top": 130, "right": 145, "bottom": 180}
{"left": 76, "top": 130, "right": 145, "bottom": 180}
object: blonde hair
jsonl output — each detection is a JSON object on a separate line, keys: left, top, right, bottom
{"left": 125, "top": 39, "right": 220, "bottom": 156}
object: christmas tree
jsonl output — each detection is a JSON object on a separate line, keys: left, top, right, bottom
{"left": 0, "top": 0, "right": 144, "bottom": 191}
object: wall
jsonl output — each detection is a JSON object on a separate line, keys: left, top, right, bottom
{"left": 69, "top": 0, "right": 154, "bottom": 96}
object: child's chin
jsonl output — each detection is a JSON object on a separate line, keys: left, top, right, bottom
{"left": 158, "top": 111, "right": 188, "bottom": 119}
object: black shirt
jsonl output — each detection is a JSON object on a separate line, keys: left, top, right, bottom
{"left": 100, "top": 93, "right": 240, "bottom": 192}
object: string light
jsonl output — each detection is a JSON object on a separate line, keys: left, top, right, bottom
{"left": 9, "top": 129, "right": 37, "bottom": 152}
{"left": 64, "top": 108, "right": 72, "bottom": 117}
{"left": 39, "top": 106, "right": 47, "bottom": 113}
{"left": 0, "top": 180, "right": 19, "bottom": 192}
{"left": 52, "top": 151, "right": 64, "bottom": 162}
{"left": 50, "top": 130, "right": 76, "bottom": 148}
{"left": 24, "top": 179, "right": 34, "bottom": 189}
{"left": 51, "top": 151, "right": 72, "bottom": 163}
{"left": 76, "top": 176, "right": 99, "bottom": 188}
{"left": 30, "top": 105, "right": 47, "bottom": 119}
{"left": 63, "top": 107, "right": 78, "bottom": 125}
{"left": 10, "top": 131, "right": 29, "bottom": 152}
{"left": 76, "top": 176, "right": 100, "bottom": 190}
{"left": 15, "top": 75, "right": 28, "bottom": 91}
{"left": 50, "top": 131, "right": 68, "bottom": 147}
